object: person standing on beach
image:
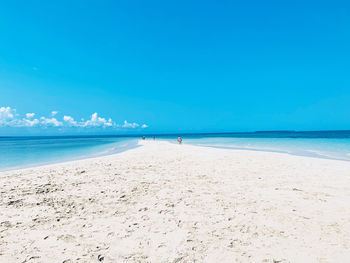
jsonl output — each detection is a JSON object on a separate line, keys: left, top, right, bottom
{"left": 177, "top": 136, "right": 182, "bottom": 144}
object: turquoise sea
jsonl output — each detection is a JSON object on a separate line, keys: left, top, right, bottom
{"left": 0, "top": 136, "right": 139, "bottom": 171}
{"left": 1, "top": 131, "right": 350, "bottom": 171}
{"left": 176, "top": 131, "right": 350, "bottom": 161}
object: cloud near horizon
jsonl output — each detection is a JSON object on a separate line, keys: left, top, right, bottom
{"left": 0, "top": 106, "right": 148, "bottom": 129}
{"left": 26, "top": 113, "right": 35, "bottom": 118}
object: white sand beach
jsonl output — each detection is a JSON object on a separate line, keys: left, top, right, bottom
{"left": 1, "top": 140, "right": 350, "bottom": 263}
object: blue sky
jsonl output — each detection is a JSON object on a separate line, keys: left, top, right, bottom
{"left": 1, "top": 0, "right": 349, "bottom": 135}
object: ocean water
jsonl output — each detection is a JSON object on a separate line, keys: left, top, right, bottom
{"left": 169, "top": 131, "right": 350, "bottom": 161}
{"left": 0, "top": 136, "right": 138, "bottom": 171}
{"left": 1, "top": 131, "right": 350, "bottom": 171}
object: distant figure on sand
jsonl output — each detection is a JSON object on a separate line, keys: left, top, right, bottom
{"left": 142, "top": 136, "right": 145, "bottom": 140}
{"left": 177, "top": 136, "right": 182, "bottom": 144}
{"left": 153, "top": 136, "right": 155, "bottom": 140}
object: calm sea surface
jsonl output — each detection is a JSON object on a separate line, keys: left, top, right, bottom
{"left": 161, "top": 131, "right": 350, "bottom": 161}
{"left": 0, "top": 136, "right": 138, "bottom": 171}
{"left": 1, "top": 131, "right": 350, "bottom": 171}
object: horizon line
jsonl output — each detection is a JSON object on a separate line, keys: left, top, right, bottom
{"left": 1, "top": 129, "right": 350, "bottom": 138}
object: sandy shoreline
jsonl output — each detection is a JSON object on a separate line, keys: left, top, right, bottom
{"left": 1, "top": 141, "right": 350, "bottom": 262}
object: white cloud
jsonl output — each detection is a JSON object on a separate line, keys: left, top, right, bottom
{"left": 82, "top": 112, "right": 114, "bottom": 127}
{"left": 122, "top": 120, "right": 139, "bottom": 128}
{"left": 104, "top": 118, "right": 113, "bottom": 127}
{"left": 0, "top": 107, "right": 40, "bottom": 127}
{"left": 0, "top": 106, "right": 14, "bottom": 120}
{"left": 83, "top": 113, "right": 101, "bottom": 127}
{"left": 0, "top": 107, "right": 16, "bottom": 126}
{"left": 63, "top": 115, "right": 77, "bottom": 126}
{"left": 21, "top": 118, "right": 40, "bottom": 127}
{"left": 0, "top": 106, "right": 149, "bottom": 130}
{"left": 40, "top": 117, "right": 63, "bottom": 127}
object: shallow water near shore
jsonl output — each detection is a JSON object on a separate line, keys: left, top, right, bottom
{"left": 0, "top": 136, "right": 138, "bottom": 171}
{"left": 160, "top": 131, "right": 350, "bottom": 162}
{"left": 182, "top": 137, "right": 350, "bottom": 161}
{"left": 1, "top": 131, "right": 350, "bottom": 171}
